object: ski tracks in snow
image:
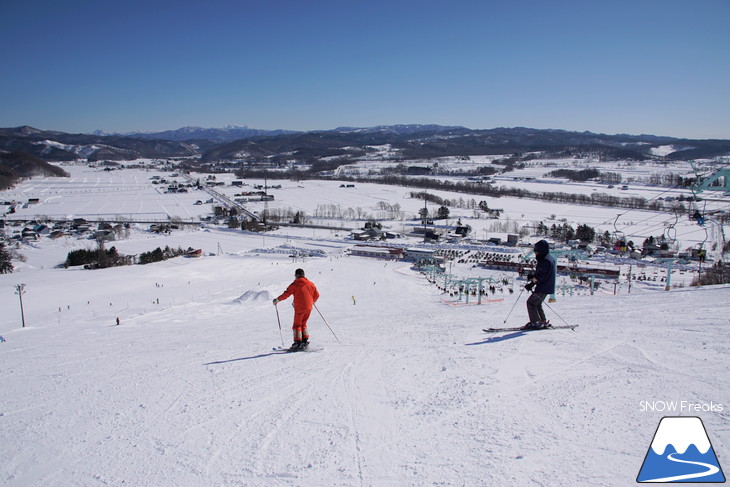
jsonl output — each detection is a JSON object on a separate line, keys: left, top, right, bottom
{"left": 338, "top": 349, "right": 367, "bottom": 486}
{"left": 203, "top": 344, "right": 414, "bottom": 486}
{"left": 175, "top": 345, "right": 398, "bottom": 485}
{"left": 335, "top": 347, "right": 405, "bottom": 486}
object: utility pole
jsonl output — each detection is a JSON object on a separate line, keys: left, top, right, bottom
{"left": 422, "top": 195, "right": 428, "bottom": 241}
{"left": 263, "top": 175, "right": 269, "bottom": 228}
{"left": 14, "top": 284, "right": 26, "bottom": 328}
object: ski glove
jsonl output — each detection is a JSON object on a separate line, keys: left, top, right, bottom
{"left": 524, "top": 281, "right": 535, "bottom": 291}
{"left": 527, "top": 272, "right": 536, "bottom": 280}
{"left": 272, "top": 298, "right": 279, "bottom": 305}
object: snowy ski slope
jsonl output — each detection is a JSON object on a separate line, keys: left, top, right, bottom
{"left": 1, "top": 244, "right": 728, "bottom": 486}
{"left": 1, "top": 164, "right": 728, "bottom": 486}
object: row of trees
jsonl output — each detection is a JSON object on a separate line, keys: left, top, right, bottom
{"left": 534, "top": 222, "right": 596, "bottom": 243}
{"left": 138, "top": 246, "right": 188, "bottom": 265}
{"left": 487, "top": 218, "right": 530, "bottom": 238}
{"left": 647, "top": 172, "right": 695, "bottom": 188}
{"left": 375, "top": 201, "right": 404, "bottom": 220}
{"left": 64, "top": 241, "right": 189, "bottom": 269}
{"left": 546, "top": 168, "right": 601, "bottom": 182}
{"left": 692, "top": 262, "right": 730, "bottom": 286}
{"left": 343, "top": 175, "right": 680, "bottom": 213}
{"left": 311, "top": 204, "right": 373, "bottom": 221}
{"left": 64, "top": 244, "right": 123, "bottom": 269}
{"left": 418, "top": 206, "right": 450, "bottom": 220}
{"left": 409, "top": 192, "right": 497, "bottom": 213}
{"left": 544, "top": 168, "right": 621, "bottom": 184}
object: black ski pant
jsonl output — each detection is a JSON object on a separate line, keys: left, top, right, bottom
{"left": 526, "top": 292, "right": 548, "bottom": 323}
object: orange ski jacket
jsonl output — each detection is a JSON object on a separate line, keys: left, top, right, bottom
{"left": 277, "top": 277, "right": 319, "bottom": 311}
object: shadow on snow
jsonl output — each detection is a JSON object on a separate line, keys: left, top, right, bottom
{"left": 205, "top": 351, "right": 288, "bottom": 364}
{"left": 465, "top": 331, "right": 527, "bottom": 345}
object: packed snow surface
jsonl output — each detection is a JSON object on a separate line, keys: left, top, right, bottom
{"left": 1, "top": 244, "right": 728, "bottom": 486}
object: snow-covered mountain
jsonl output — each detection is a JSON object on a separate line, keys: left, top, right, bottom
{"left": 330, "top": 123, "right": 466, "bottom": 134}
{"left": 4, "top": 124, "right": 730, "bottom": 164}
{"left": 116, "top": 125, "right": 299, "bottom": 142}
{"left": 0, "top": 126, "right": 198, "bottom": 161}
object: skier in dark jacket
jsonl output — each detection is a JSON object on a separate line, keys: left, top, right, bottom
{"left": 524, "top": 239, "right": 556, "bottom": 328}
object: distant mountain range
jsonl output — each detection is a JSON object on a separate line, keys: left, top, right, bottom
{"left": 0, "top": 126, "right": 198, "bottom": 162}
{"left": 93, "top": 125, "right": 299, "bottom": 142}
{"left": 91, "top": 124, "right": 464, "bottom": 141}
{"left": 198, "top": 125, "right": 730, "bottom": 164}
{"left": 329, "top": 124, "right": 466, "bottom": 135}
{"left": 1, "top": 124, "right": 729, "bottom": 164}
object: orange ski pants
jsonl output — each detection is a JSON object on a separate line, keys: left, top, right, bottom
{"left": 292, "top": 308, "right": 311, "bottom": 340}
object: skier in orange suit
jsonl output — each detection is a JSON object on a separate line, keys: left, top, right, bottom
{"left": 273, "top": 268, "right": 320, "bottom": 351}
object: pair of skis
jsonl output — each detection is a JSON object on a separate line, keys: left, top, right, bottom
{"left": 272, "top": 344, "right": 320, "bottom": 353}
{"left": 483, "top": 324, "right": 578, "bottom": 333}
{"left": 272, "top": 346, "right": 304, "bottom": 353}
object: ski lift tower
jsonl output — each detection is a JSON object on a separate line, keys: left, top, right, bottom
{"left": 690, "top": 164, "right": 729, "bottom": 263}
{"left": 694, "top": 167, "right": 730, "bottom": 196}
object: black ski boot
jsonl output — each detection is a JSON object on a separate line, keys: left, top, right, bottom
{"left": 288, "top": 340, "right": 303, "bottom": 352}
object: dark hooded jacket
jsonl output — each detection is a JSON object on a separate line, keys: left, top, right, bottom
{"left": 533, "top": 240, "right": 556, "bottom": 294}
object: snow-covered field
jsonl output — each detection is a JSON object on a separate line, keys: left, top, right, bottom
{"left": 4, "top": 163, "right": 723, "bottom": 257}
{"left": 2, "top": 165, "right": 211, "bottom": 222}
{"left": 1, "top": 163, "right": 728, "bottom": 486}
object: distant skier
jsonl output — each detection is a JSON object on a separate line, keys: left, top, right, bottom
{"left": 693, "top": 210, "right": 705, "bottom": 226}
{"left": 273, "top": 268, "right": 320, "bottom": 351}
{"left": 524, "top": 240, "right": 556, "bottom": 329}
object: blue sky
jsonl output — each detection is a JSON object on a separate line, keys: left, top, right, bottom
{"left": 1, "top": 0, "right": 728, "bottom": 138}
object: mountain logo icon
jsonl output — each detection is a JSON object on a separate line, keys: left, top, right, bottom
{"left": 637, "top": 416, "right": 726, "bottom": 483}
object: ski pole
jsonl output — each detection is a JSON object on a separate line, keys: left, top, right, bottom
{"left": 314, "top": 303, "right": 341, "bottom": 344}
{"left": 503, "top": 287, "right": 525, "bottom": 324}
{"left": 274, "top": 303, "right": 284, "bottom": 347}
{"left": 542, "top": 299, "right": 572, "bottom": 328}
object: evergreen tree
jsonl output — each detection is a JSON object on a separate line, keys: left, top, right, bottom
{"left": 549, "top": 224, "right": 559, "bottom": 240}
{"left": 139, "top": 247, "right": 165, "bottom": 265}
{"left": 576, "top": 224, "right": 596, "bottom": 243}
{"left": 563, "top": 224, "right": 576, "bottom": 242}
{"left": 0, "top": 241, "right": 13, "bottom": 274}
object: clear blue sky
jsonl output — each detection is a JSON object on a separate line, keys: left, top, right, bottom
{"left": 1, "top": 0, "right": 728, "bottom": 138}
